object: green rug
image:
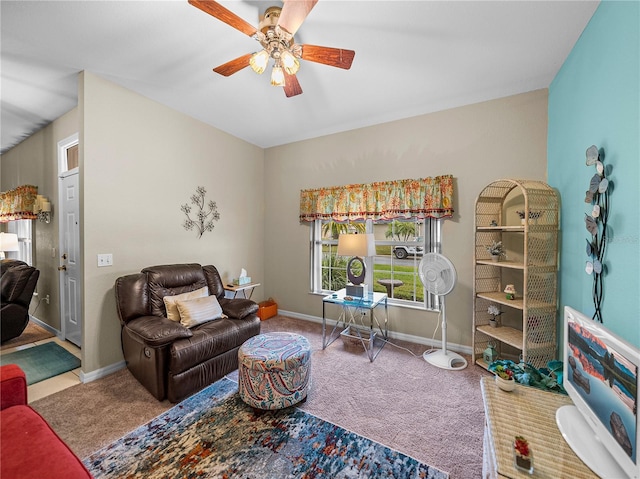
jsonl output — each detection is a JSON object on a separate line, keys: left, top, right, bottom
{"left": 0, "top": 342, "right": 81, "bottom": 385}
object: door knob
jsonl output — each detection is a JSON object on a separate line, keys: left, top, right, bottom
{"left": 58, "top": 265, "right": 67, "bottom": 271}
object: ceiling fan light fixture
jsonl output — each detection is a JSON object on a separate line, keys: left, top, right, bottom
{"left": 271, "top": 63, "right": 285, "bottom": 86}
{"left": 281, "top": 49, "right": 300, "bottom": 75}
{"left": 249, "top": 50, "right": 269, "bottom": 74}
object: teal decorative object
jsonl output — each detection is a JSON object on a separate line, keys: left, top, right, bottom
{"left": 483, "top": 343, "right": 498, "bottom": 363}
{"left": 488, "top": 359, "right": 566, "bottom": 394}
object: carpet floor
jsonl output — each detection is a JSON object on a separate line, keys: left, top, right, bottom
{"left": 31, "top": 315, "right": 490, "bottom": 478}
{"left": 0, "top": 321, "right": 54, "bottom": 351}
{"left": 85, "top": 377, "right": 449, "bottom": 478}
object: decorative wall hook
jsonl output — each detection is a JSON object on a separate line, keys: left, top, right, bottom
{"left": 181, "top": 186, "right": 220, "bottom": 238}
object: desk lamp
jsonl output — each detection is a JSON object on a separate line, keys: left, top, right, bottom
{"left": 337, "top": 233, "right": 376, "bottom": 297}
{"left": 0, "top": 233, "right": 19, "bottom": 260}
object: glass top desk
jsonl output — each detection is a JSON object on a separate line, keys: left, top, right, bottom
{"left": 322, "top": 288, "right": 388, "bottom": 362}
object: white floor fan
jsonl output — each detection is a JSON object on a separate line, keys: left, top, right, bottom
{"left": 419, "top": 253, "right": 468, "bottom": 370}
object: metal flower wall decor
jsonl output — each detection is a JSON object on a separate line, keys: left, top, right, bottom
{"left": 181, "top": 186, "right": 220, "bottom": 238}
{"left": 583, "top": 145, "right": 611, "bottom": 322}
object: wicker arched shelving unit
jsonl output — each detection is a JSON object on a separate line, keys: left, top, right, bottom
{"left": 473, "top": 179, "right": 559, "bottom": 370}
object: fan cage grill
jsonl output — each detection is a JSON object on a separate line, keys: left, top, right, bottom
{"left": 420, "top": 253, "right": 456, "bottom": 296}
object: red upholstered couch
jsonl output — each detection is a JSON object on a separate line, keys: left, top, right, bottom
{"left": 0, "top": 364, "right": 93, "bottom": 479}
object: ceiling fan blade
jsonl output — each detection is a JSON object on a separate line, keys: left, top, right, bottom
{"left": 283, "top": 72, "right": 303, "bottom": 97}
{"left": 213, "top": 53, "right": 253, "bottom": 76}
{"left": 188, "top": 0, "right": 257, "bottom": 37}
{"left": 277, "top": 0, "right": 318, "bottom": 36}
{"left": 301, "top": 44, "right": 355, "bottom": 70}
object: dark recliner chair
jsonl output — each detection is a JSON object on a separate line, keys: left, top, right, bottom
{"left": 115, "top": 263, "right": 261, "bottom": 402}
{"left": 1, "top": 260, "right": 40, "bottom": 343}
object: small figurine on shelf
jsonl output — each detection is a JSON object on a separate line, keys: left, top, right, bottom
{"left": 516, "top": 210, "right": 541, "bottom": 225}
{"left": 483, "top": 342, "right": 499, "bottom": 364}
{"left": 488, "top": 304, "right": 502, "bottom": 328}
{"left": 486, "top": 241, "right": 506, "bottom": 262}
{"left": 514, "top": 436, "right": 533, "bottom": 474}
{"left": 504, "top": 284, "right": 516, "bottom": 300}
{"left": 490, "top": 220, "right": 498, "bottom": 227}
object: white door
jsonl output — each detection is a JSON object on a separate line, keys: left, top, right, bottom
{"left": 60, "top": 172, "right": 81, "bottom": 346}
{"left": 58, "top": 133, "right": 82, "bottom": 348}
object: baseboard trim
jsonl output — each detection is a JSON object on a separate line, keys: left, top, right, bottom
{"left": 80, "top": 360, "right": 127, "bottom": 384}
{"left": 28, "top": 315, "right": 62, "bottom": 339}
{"left": 277, "top": 309, "right": 472, "bottom": 355}
{"left": 43, "top": 309, "right": 470, "bottom": 383}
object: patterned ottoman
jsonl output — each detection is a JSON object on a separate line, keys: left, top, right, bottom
{"left": 238, "top": 332, "right": 311, "bottom": 410}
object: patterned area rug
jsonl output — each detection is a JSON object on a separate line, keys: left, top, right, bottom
{"left": 85, "top": 377, "right": 448, "bottom": 478}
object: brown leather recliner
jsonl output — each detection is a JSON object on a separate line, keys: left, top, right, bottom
{"left": 1, "top": 260, "right": 40, "bottom": 343}
{"left": 114, "top": 263, "right": 260, "bottom": 402}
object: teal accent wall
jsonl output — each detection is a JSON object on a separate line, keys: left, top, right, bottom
{"left": 548, "top": 1, "right": 639, "bottom": 347}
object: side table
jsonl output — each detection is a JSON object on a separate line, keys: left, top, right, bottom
{"left": 224, "top": 282, "right": 260, "bottom": 300}
{"left": 480, "top": 376, "right": 597, "bottom": 478}
{"left": 322, "top": 289, "right": 388, "bottom": 362}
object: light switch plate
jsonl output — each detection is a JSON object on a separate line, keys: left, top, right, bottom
{"left": 97, "top": 253, "right": 113, "bottom": 267}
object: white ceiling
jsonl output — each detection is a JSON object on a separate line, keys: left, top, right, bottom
{"left": 1, "top": 0, "right": 599, "bottom": 154}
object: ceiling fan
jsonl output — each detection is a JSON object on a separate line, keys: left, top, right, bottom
{"left": 188, "top": 0, "right": 355, "bottom": 97}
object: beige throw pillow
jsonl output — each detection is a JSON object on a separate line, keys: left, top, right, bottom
{"left": 176, "top": 295, "right": 226, "bottom": 328}
{"left": 163, "top": 286, "right": 209, "bottom": 322}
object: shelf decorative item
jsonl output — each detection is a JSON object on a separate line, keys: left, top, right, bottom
{"left": 504, "top": 284, "right": 516, "bottom": 300}
{"left": 492, "top": 363, "right": 516, "bottom": 391}
{"left": 514, "top": 436, "right": 534, "bottom": 474}
{"left": 488, "top": 304, "right": 502, "bottom": 327}
{"left": 486, "top": 241, "right": 505, "bottom": 262}
{"left": 584, "top": 145, "right": 610, "bottom": 323}
{"left": 483, "top": 342, "right": 499, "bottom": 363}
{"left": 181, "top": 186, "right": 221, "bottom": 238}
{"left": 489, "top": 359, "right": 566, "bottom": 393}
{"left": 516, "top": 210, "right": 541, "bottom": 225}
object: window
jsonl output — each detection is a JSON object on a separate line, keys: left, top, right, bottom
{"left": 302, "top": 175, "right": 453, "bottom": 310}
{"left": 310, "top": 218, "right": 442, "bottom": 310}
{"left": 6, "top": 220, "right": 33, "bottom": 265}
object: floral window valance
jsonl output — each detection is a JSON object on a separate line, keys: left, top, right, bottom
{"left": 0, "top": 185, "right": 38, "bottom": 223}
{"left": 299, "top": 175, "right": 454, "bottom": 223}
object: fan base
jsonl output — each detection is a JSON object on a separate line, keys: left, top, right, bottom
{"left": 423, "top": 349, "right": 468, "bottom": 371}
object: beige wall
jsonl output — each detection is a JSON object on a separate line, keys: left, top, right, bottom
{"left": 263, "top": 89, "right": 549, "bottom": 349}
{"left": 1, "top": 108, "right": 79, "bottom": 330}
{"left": 2, "top": 81, "right": 548, "bottom": 375}
{"left": 80, "top": 72, "right": 265, "bottom": 373}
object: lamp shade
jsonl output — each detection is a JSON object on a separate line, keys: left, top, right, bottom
{"left": 0, "top": 232, "right": 19, "bottom": 252}
{"left": 337, "top": 233, "right": 376, "bottom": 257}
